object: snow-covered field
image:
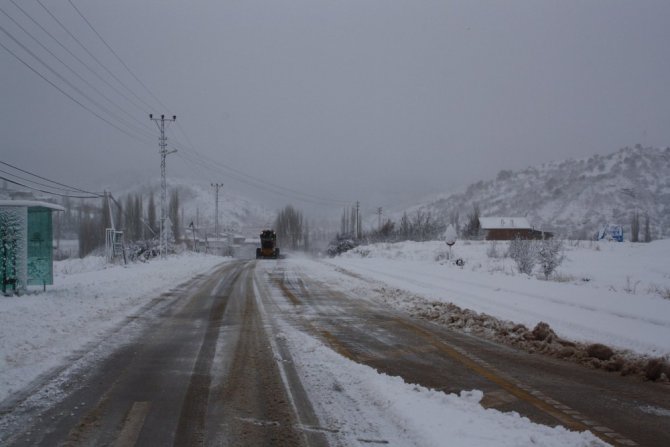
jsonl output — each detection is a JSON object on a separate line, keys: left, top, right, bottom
{"left": 0, "top": 252, "right": 227, "bottom": 403}
{"left": 311, "top": 239, "right": 670, "bottom": 358}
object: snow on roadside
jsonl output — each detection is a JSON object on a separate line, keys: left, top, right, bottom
{"left": 0, "top": 253, "right": 227, "bottom": 403}
{"left": 277, "top": 322, "right": 606, "bottom": 447}
{"left": 306, "top": 240, "right": 670, "bottom": 358}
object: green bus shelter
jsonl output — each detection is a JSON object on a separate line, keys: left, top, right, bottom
{"left": 0, "top": 200, "right": 64, "bottom": 293}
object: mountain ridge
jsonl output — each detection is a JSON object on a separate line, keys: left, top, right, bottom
{"left": 406, "top": 145, "right": 670, "bottom": 239}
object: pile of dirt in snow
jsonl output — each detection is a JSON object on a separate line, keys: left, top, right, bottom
{"left": 371, "top": 286, "right": 670, "bottom": 383}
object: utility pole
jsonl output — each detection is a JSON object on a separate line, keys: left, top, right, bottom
{"left": 377, "top": 207, "right": 383, "bottom": 231}
{"left": 150, "top": 113, "right": 176, "bottom": 258}
{"left": 211, "top": 183, "right": 223, "bottom": 239}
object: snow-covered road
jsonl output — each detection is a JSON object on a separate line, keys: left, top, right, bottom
{"left": 2, "top": 241, "right": 669, "bottom": 446}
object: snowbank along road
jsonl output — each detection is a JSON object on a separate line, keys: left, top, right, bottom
{"left": 0, "top": 258, "right": 668, "bottom": 446}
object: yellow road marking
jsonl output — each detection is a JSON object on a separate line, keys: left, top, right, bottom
{"left": 275, "top": 273, "right": 634, "bottom": 446}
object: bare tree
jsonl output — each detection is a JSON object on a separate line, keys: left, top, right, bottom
{"left": 399, "top": 212, "right": 411, "bottom": 240}
{"left": 124, "top": 195, "right": 135, "bottom": 240}
{"left": 275, "top": 205, "right": 304, "bottom": 250}
{"left": 147, "top": 192, "right": 157, "bottom": 236}
{"left": 169, "top": 189, "right": 180, "bottom": 242}
{"left": 134, "top": 195, "right": 143, "bottom": 241}
{"left": 644, "top": 213, "right": 652, "bottom": 243}
{"left": 631, "top": 211, "right": 640, "bottom": 242}
{"left": 79, "top": 203, "right": 101, "bottom": 258}
{"left": 508, "top": 237, "right": 537, "bottom": 275}
{"left": 537, "top": 238, "right": 564, "bottom": 279}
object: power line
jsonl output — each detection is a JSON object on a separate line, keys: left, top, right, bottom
{"left": 165, "top": 115, "right": 349, "bottom": 206}
{"left": 67, "top": 0, "right": 171, "bottom": 113}
{"left": 174, "top": 150, "right": 343, "bottom": 207}
{"left": 174, "top": 145, "right": 349, "bottom": 206}
{"left": 0, "top": 6, "right": 154, "bottom": 141}
{"left": 0, "top": 176, "right": 100, "bottom": 199}
{"left": 4, "top": 2, "right": 348, "bottom": 209}
{"left": 0, "top": 168, "right": 89, "bottom": 195}
{"left": 8, "top": 0, "right": 152, "bottom": 118}
{"left": 36, "top": 0, "right": 156, "bottom": 113}
{"left": 0, "top": 37, "right": 150, "bottom": 144}
{"left": 0, "top": 160, "right": 102, "bottom": 196}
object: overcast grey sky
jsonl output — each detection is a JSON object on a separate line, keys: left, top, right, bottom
{"left": 2, "top": 0, "right": 669, "bottom": 212}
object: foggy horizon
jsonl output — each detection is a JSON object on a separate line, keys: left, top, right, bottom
{"left": 2, "top": 1, "right": 669, "bottom": 215}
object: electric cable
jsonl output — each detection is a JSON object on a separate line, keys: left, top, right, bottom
{"left": 0, "top": 38, "right": 150, "bottom": 145}
{"left": 0, "top": 160, "right": 103, "bottom": 196}
{"left": 0, "top": 168, "right": 91, "bottom": 195}
{"left": 175, "top": 145, "right": 349, "bottom": 206}
{"left": 67, "top": 0, "right": 171, "bottom": 113}
{"left": 9, "top": 0, "right": 150, "bottom": 117}
{"left": 36, "top": 0, "right": 156, "bottom": 113}
{"left": 0, "top": 176, "right": 101, "bottom": 199}
{"left": 0, "top": 6, "right": 155, "bottom": 140}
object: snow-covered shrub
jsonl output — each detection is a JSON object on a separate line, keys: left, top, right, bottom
{"left": 648, "top": 284, "right": 670, "bottom": 300}
{"left": 486, "top": 241, "right": 506, "bottom": 259}
{"left": 326, "top": 237, "right": 357, "bottom": 257}
{"left": 435, "top": 251, "right": 448, "bottom": 262}
{"left": 551, "top": 272, "right": 577, "bottom": 283}
{"left": 508, "top": 237, "right": 537, "bottom": 275}
{"left": 536, "top": 238, "right": 564, "bottom": 280}
{"left": 622, "top": 276, "right": 641, "bottom": 295}
{"left": 486, "top": 241, "right": 497, "bottom": 258}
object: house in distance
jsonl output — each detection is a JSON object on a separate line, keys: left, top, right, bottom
{"left": 479, "top": 217, "right": 552, "bottom": 241}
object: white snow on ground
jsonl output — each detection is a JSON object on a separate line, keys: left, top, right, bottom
{"left": 0, "top": 252, "right": 227, "bottom": 403}
{"left": 276, "top": 322, "right": 606, "bottom": 447}
{"left": 2, "top": 240, "right": 668, "bottom": 445}
{"left": 302, "top": 239, "right": 670, "bottom": 357}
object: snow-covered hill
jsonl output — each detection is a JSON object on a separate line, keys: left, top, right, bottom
{"left": 409, "top": 145, "right": 670, "bottom": 239}
{"left": 114, "top": 178, "right": 275, "bottom": 237}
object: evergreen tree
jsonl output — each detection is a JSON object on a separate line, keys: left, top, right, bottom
{"left": 0, "top": 208, "right": 23, "bottom": 291}
{"left": 463, "top": 204, "right": 481, "bottom": 239}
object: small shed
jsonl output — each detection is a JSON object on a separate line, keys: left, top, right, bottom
{"left": 0, "top": 200, "right": 64, "bottom": 293}
{"left": 479, "top": 217, "right": 551, "bottom": 240}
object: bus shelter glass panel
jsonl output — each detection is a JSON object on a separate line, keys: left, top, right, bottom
{"left": 27, "top": 207, "right": 53, "bottom": 285}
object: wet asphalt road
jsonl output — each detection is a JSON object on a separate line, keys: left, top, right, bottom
{"left": 1, "top": 259, "right": 668, "bottom": 446}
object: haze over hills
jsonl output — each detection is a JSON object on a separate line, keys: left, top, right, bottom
{"left": 4, "top": 146, "right": 668, "bottom": 242}
{"left": 400, "top": 145, "right": 670, "bottom": 240}
{"left": 111, "top": 179, "right": 275, "bottom": 236}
